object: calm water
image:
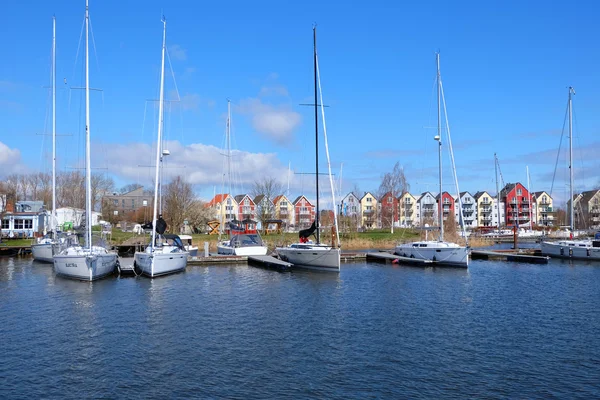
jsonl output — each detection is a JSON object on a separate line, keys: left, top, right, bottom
{"left": 1, "top": 256, "right": 599, "bottom": 399}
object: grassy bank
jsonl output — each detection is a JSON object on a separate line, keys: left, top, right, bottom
{"left": 108, "top": 228, "right": 495, "bottom": 251}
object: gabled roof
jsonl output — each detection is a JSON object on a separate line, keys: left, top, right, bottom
{"left": 292, "top": 195, "right": 313, "bottom": 206}
{"left": 435, "top": 192, "right": 453, "bottom": 201}
{"left": 254, "top": 194, "right": 266, "bottom": 204}
{"left": 207, "top": 193, "right": 232, "bottom": 207}
{"left": 473, "top": 191, "right": 491, "bottom": 200}
{"left": 272, "top": 194, "right": 289, "bottom": 205}
{"left": 341, "top": 192, "right": 359, "bottom": 202}
{"left": 459, "top": 191, "right": 472, "bottom": 198}
{"left": 234, "top": 194, "right": 253, "bottom": 205}
{"left": 578, "top": 190, "right": 600, "bottom": 205}
{"left": 417, "top": 191, "right": 434, "bottom": 201}
{"left": 399, "top": 192, "right": 416, "bottom": 200}
{"left": 360, "top": 192, "right": 376, "bottom": 201}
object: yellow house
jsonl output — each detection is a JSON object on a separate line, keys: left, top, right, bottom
{"left": 360, "top": 192, "right": 378, "bottom": 229}
{"left": 474, "top": 191, "right": 495, "bottom": 227}
{"left": 272, "top": 194, "right": 293, "bottom": 228}
{"left": 398, "top": 192, "right": 417, "bottom": 227}
{"left": 207, "top": 194, "right": 239, "bottom": 228}
{"left": 533, "top": 191, "right": 554, "bottom": 226}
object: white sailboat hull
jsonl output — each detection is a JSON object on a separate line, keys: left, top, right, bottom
{"left": 394, "top": 241, "right": 469, "bottom": 267}
{"left": 53, "top": 247, "right": 118, "bottom": 281}
{"left": 134, "top": 248, "right": 188, "bottom": 278}
{"left": 276, "top": 244, "right": 340, "bottom": 271}
{"left": 32, "top": 243, "right": 60, "bottom": 263}
{"left": 217, "top": 243, "right": 268, "bottom": 256}
{"left": 540, "top": 240, "right": 600, "bottom": 261}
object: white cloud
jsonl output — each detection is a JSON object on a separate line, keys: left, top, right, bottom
{"left": 168, "top": 44, "right": 187, "bottom": 61}
{"left": 235, "top": 98, "right": 301, "bottom": 144}
{"left": 259, "top": 85, "right": 289, "bottom": 97}
{"left": 94, "top": 140, "right": 290, "bottom": 193}
{"left": 0, "top": 141, "right": 24, "bottom": 176}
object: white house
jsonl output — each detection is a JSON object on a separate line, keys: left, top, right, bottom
{"left": 56, "top": 207, "right": 102, "bottom": 229}
{"left": 1, "top": 201, "right": 47, "bottom": 238}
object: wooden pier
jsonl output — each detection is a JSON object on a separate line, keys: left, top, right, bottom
{"left": 248, "top": 255, "right": 292, "bottom": 271}
{"left": 470, "top": 250, "right": 549, "bottom": 264}
{"left": 187, "top": 255, "right": 248, "bottom": 266}
{"left": 366, "top": 251, "right": 433, "bottom": 266}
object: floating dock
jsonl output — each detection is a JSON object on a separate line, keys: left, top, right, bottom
{"left": 470, "top": 250, "right": 549, "bottom": 264}
{"left": 187, "top": 255, "right": 248, "bottom": 266}
{"left": 248, "top": 255, "right": 292, "bottom": 271}
{"left": 366, "top": 251, "right": 433, "bottom": 266}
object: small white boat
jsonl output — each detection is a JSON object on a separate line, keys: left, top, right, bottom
{"left": 541, "top": 239, "right": 600, "bottom": 260}
{"left": 32, "top": 233, "right": 78, "bottom": 263}
{"left": 394, "top": 241, "right": 469, "bottom": 267}
{"left": 54, "top": 246, "right": 118, "bottom": 281}
{"left": 134, "top": 234, "right": 188, "bottom": 277}
{"left": 276, "top": 242, "right": 340, "bottom": 271}
{"left": 217, "top": 233, "right": 268, "bottom": 256}
{"left": 179, "top": 235, "right": 198, "bottom": 256}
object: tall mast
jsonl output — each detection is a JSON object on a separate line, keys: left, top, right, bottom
{"left": 227, "top": 99, "right": 232, "bottom": 208}
{"left": 494, "top": 153, "right": 500, "bottom": 232}
{"left": 568, "top": 86, "right": 575, "bottom": 231}
{"left": 314, "top": 26, "right": 320, "bottom": 243}
{"left": 151, "top": 18, "right": 167, "bottom": 251}
{"left": 84, "top": 0, "right": 92, "bottom": 249}
{"left": 435, "top": 52, "right": 443, "bottom": 241}
{"left": 52, "top": 16, "right": 57, "bottom": 240}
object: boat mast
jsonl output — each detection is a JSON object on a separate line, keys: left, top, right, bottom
{"left": 151, "top": 18, "right": 167, "bottom": 252}
{"left": 435, "top": 52, "right": 443, "bottom": 242}
{"left": 313, "top": 26, "right": 320, "bottom": 244}
{"left": 84, "top": 0, "right": 92, "bottom": 250}
{"left": 568, "top": 86, "right": 575, "bottom": 232}
{"left": 494, "top": 153, "right": 500, "bottom": 233}
{"left": 227, "top": 99, "right": 232, "bottom": 223}
{"left": 52, "top": 16, "right": 57, "bottom": 240}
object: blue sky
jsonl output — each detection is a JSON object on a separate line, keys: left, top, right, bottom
{"left": 1, "top": 0, "right": 599, "bottom": 207}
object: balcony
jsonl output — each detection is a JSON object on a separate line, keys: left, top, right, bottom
{"left": 363, "top": 209, "right": 375, "bottom": 215}
{"left": 481, "top": 200, "right": 491, "bottom": 205}
{"left": 480, "top": 207, "right": 492, "bottom": 213}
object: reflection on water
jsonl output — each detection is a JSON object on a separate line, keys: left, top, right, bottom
{"left": 0, "top": 257, "right": 599, "bottom": 398}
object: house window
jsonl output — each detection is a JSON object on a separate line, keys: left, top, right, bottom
{"left": 24, "top": 219, "right": 33, "bottom": 229}
{"left": 443, "top": 198, "right": 450, "bottom": 204}
{"left": 244, "top": 199, "right": 249, "bottom": 205}
{"left": 388, "top": 197, "right": 392, "bottom": 203}
{"left": 1, "top": 219, "right": 9, "bottom": 229}
{"left": 517, "top": 189, "right": 522, "bottom": 195}
{"left": 131, "top": 199, "right": 135, "bottom": 208}
{"left": 217, "top": 205, "right": 221, "bottom": 211}
{"left": 281, "top": 201, "right": 287, "bottom": 206}
{"left": 122, "top": 199, "right": 125, "bottom": 208}
{"left": 367, "top": 197, "right": 372, "bottom": 203}
{"left": 14, "top": 219, "right": 24, "bottom": 229}
{"left": 113, "top": 199, "right": 118, "bottom": 206}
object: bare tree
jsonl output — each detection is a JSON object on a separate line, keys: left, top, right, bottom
{"left": 119, "top": 183, "right": 143, "bottom": 194}
{"left": 186, "top": 199, "right": 214, "bottom": 233}
{"left": 378, "top": 162, "right": 410, "bottom": 232}
{"left": 57, "top": 171, "right": 85, "bottom": 209}
{"left": 91, "top": 173, "right": 114, "bottom": 212}
{"left": 163, "top": 176, "right": 195, "bottom": 233}
{"left": 251, "top": 177, "right": 282, "bottom": 232}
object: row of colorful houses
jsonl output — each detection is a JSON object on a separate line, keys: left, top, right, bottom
{"left": 206, "top": 183, "right": 559, "bottom": 231}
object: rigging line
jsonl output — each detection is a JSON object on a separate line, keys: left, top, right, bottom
{"left": 88, "top": 17, "right": 101, "bottom": 76}
{"left": 166, "top": 46, "right": 181, "bottom": 101}
{"left": 439, "top": 79, "right": 467, "bottom": 243}
{"left": 549, "top": 97, "right": 569, "bottom": 197}
{"left": 70, "top": 15, "right": 86, "bottom": 92}
{"left": 315, "top": 53, "right": 339, "bottom": 246}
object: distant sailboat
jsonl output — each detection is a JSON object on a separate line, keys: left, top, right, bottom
{"left": 217, "top": 101, "right": 268, "bottom": 256}
{"left": 275, "top": 27, "right": 341, "bottom": 272}
{"left": 540, "top": 87, "right": 600, "bottom": 260}
{"left": 394, "top": 53, "right": 469, "bottom": 268}
{"left": 53, "top": 0, "right": 118, "bottom": 280}
{"left": 133, "top": 18, "right": 188, "bottom": 278}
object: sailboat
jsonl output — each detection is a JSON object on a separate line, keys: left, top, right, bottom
{"left": 540, "top": 87, "right": 600, "bottom": 260}
{"left": 217, "top": 100, "right": 268, "bottom": 256}
{"left": 275, "top": 27, "right": 341, "bottom": 272}
{"left": 394, "top": 53, "right": 469, "bottom": 268}
{"left": 133, "top": 18, "right": 189, "bottom": 278}
{"left": 53, "top": 0, "right": 118, "bottom": 280}
{"left": 32, "top": 16, "right": 62, "bottom": 263}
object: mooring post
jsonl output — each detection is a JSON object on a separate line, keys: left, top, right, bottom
{"left": 204, "top": 242, "right": 209, "bottom": 257}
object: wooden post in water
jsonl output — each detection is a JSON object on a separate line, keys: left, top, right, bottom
{"left": 513, "top": 225, "right": 518, "bottom": 250}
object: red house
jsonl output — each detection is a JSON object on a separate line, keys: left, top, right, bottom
{"left": 234, "top": 194, "right": 257, "bottom": 230}
{"left": 436, "top": 192, "right": 455, "bottom": 222}
{"left": 500, "top": 183, "right": 531, "bottom": 227}
{"left": 293, "top": 195, "right": 315, "bottom": 230}
{"left": 380, "top": 191, "right": 399, "bottom": 227}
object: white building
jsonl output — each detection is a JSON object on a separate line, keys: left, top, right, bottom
{"left": 56, "top": 207, "right": 102, "bottom": 229}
